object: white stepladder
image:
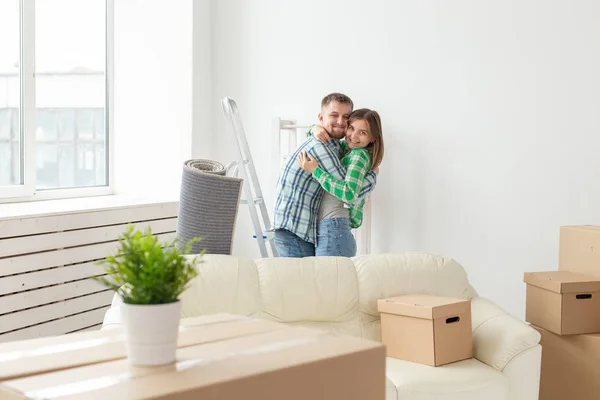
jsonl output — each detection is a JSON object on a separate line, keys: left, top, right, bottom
{"left": 221, "top": 97, "right": 278, "bottom": 258}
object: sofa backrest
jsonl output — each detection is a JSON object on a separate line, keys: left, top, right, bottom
{"left": 178, "top": 253, "right": 477, "bottom": 341}
{"left": 352, "top": 253, "right": 477, "bottom": 340}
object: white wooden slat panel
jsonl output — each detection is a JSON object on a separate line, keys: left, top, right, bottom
{"left": 0, "top": 307, "right": 110, "bottom": 343}
{"left": 67, "top": 324, "right": 102, "bottom": 334}
{"left": 0, "top": 291, "right": 114, "bottom": 334}
{"left": 0, "top": 232, "right": 176, "bottom": 277}
{"left": 0, "top": 243, "right": 114, "bottom": 278}
{"left": 0, "top": 262, "right": 105, "bottom": 296}
{"left": 0, "top": 279, "right": 107, "bottom": 315}
{"left": 0, "top": 201, "right": 181, "bottom": 343}
{"left": 0, "top": 218, "right": 177, "bottom": 258}
{"left": 0, "top": 202, "right": 178, "bottom": 239}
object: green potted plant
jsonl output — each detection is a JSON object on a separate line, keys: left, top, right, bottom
{"left": 94, "top": 225, "right": 201, "bottom": 366}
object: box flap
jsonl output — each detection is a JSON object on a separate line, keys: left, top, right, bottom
{"left": 377, "top": 295, "right": 470, "bottom": 320}
{"left": 524, "top": 271, "right": 600, "bottom": 293}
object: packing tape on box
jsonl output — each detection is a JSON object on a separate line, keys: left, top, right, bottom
{"left": 22, "top": 335, "right": 325, "bottom": 399}
{"left": 0, "top": 317, "right": 262, "bottom": 363}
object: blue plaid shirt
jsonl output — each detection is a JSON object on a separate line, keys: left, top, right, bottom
{"left": 273, "top": 137, "right": 377, "bottom": 245}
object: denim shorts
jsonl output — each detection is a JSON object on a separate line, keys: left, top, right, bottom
{"left": 315, "top": 218, "right": 356, "bottom": 257}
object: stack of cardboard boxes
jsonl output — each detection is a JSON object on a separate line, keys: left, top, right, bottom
{"left": 524, "top": 226, "right": 600, "bottom": 400}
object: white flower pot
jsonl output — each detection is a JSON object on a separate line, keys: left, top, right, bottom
{"left": 121, "top": 301, "right": 182, "bottom": 366}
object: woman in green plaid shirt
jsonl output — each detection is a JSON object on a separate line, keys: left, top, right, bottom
{"left": 298, "top": 108, "right": 384, "bottom": 256}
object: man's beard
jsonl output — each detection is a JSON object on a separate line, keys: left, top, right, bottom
{"left": 330, "top": 127, "right": 346, "bottom": 140}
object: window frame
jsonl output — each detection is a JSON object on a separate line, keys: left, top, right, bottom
{"left": 0, "top": 0, "right": 114, "bottom": 203}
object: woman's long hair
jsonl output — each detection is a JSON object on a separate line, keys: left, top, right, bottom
{"left": 348, "top": 108, "right": 384, "bottom": 171}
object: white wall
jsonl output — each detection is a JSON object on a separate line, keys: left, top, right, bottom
{"left": 205, "top": 0, "right": 600, "bottom": 318}
{"left": 114, "top": 0, "right": 192, "bottom": 199}
{"left": 192, "top": 0, "right": 214, "bottom": 160}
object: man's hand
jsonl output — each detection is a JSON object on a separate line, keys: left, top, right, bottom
{"left": 298, "top": 151, "right": 319, "bottom": 173}
{"left": 310, "top": 125, "right": 332, "bottom": 143}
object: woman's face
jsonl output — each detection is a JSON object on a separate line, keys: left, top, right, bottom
{"left": 346, "top": 119, "right": 373, "bottom": 149}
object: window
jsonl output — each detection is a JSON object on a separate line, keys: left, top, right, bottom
{"left": 0, "top": 0, "right": 113, "bottom": 201}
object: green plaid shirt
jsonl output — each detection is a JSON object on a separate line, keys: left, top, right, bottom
{"left": 312, "top": 140, "right": 372, "bottom": 229}
{"left": 273, "top": 137, "right": 376, "bottom": 245}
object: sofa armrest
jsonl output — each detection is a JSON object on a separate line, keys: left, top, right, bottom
{"left": 470, "top": 296, "right": 541, "bottom": 371}
{"left": 101, "top": 292, "right": 123, "bottom": 330}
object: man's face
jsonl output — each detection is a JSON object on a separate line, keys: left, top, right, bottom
{"left": 318, "top": 101, "right": 352, "bottom": 140}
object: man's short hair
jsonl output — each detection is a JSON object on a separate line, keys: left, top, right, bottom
{"left": 321, "top": 93, "right": 353, "bottom": 111}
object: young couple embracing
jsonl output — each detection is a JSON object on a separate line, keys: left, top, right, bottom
{"left": 273, "top": 92, "right": 384, "bottom": 258}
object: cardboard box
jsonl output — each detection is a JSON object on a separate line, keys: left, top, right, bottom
{"left": 559, "top": 225, "right": 600, "bottom": 276}
{"left": 532, "top": 325, "right": 600, "bottom": 400}
{"left": 524, "top": 271, "right": 600, "bottom": 335}
{"left": 0, "top": 326, "right": 386, "bottom": 400}
{"left": 377, "top": 294, "right": 472, "bottom": 366}
{"left": 0, "top": 313, "right": 286, "bottom": 381}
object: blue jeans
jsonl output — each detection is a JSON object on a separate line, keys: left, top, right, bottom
{"left": 315, "top": 218, "right": 356, "bottom": 257}
{"left": 274, "top": 229, "right": 315, "bottom": 258}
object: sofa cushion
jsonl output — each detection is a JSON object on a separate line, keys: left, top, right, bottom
{"left": 179, "top": 254, "right": 260, "bottom": 318}
{"left": 353, "top": 253, "right": 478, "bottom": 341}
{"left": 385, "top": 357, "right": 508, "bottom": 400}
{"left": 254, "top": 256, "right": 360, "bottom": 324}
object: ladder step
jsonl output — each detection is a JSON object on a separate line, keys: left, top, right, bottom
{"left": 240, "top": 198, "right": 263, "bottom": 205}
{"left": 253, "top": 232, "right": 274, "bottom": 239}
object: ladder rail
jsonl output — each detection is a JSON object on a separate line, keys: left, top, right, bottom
{"left": 221, "top": 97, "right": 278, "bottom": 257}
{"left": 224, "top": 100, "right": 273, "bottom": 230}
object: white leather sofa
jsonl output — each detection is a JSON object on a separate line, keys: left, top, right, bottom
{"left": 102, "top": 253, "right": 542, "bottom": 400}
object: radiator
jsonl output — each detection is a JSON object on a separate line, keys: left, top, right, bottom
{"left": 0, "top": 201, "right": 178, "bottom": 343}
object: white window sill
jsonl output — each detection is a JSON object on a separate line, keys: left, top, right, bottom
{"left": 0, "top": 194, "right": 179, "bottom": 221}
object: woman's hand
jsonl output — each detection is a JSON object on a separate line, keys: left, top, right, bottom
{"left": 311, "top": 125, "right": 332, "bottom": 143}
{"left": 298, "top": 151, "right": 319, "bottom": 173}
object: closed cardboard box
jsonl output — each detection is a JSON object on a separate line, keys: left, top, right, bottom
{"left": 377, "top": 294, "right": 472, "bottom": 367}
{"left": 0, "top": 313, "right": 286, "bottom": 381}
{"left": 532, "top": 325, "right": 600, "bottom": 400}
{"left": 524, "top": 271, "right": 600, "bottom": 335}
{"left": 0, "top": 326, "right": 386, "bottom": 400}
{"left": 559, "top": 225, "right": 600, "bottom": 276}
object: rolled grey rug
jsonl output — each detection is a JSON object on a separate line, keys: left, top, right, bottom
{"left": 176, "top": 159, "right": 243, "bottom": 255}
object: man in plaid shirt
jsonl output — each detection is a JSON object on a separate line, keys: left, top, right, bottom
{"left": 272, "top": 93, "right": 377, "bottom": 257}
